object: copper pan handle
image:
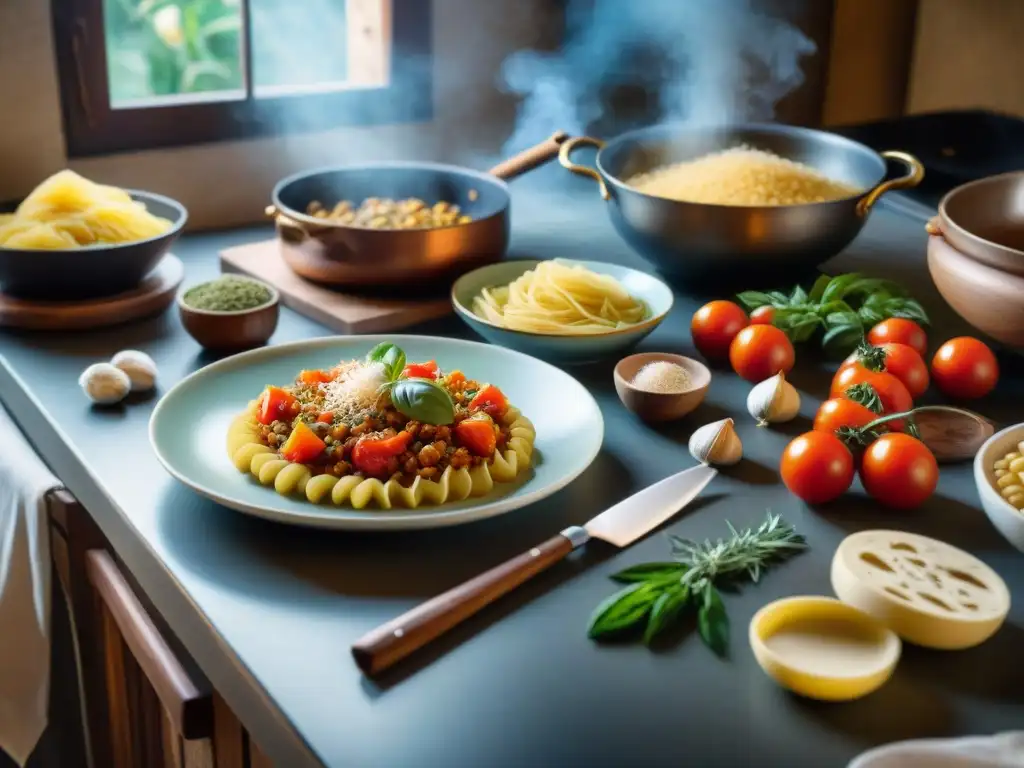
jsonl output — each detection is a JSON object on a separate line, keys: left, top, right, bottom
{"left": 856, "top": 151, "right": 924, "bottom": 217}
{"left": 266, "top": 205, "right": 312, "bottom": 244}
{"left": 558, "top": 136, "right": 609, "bottom": 200}
{"left": 487, "top": 131, "right": 569, "bottom": 181}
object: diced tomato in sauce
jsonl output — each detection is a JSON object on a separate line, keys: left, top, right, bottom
{"left": 454, "top": 413, "right": 497, "bottom": 456}
{"left": 468, "top": 384, "right": 507, "bottom": 419}
{"left": 298, "top": 369, "right": 334, "bottom": 385}
{"left": 279, "top": 421, "right": 326, "bottom": 463}
{"left": 351, "top": 431, "right": 414, "bottom": 478}
{"left": 257, "top": 386, "right": 300, "bottom": 425}
{"left": 402, "top": 360, "right": 439, "bottom": 380}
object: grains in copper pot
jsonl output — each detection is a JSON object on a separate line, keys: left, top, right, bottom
{"left": 306, "top": 197, "right": 472, "bottom": 229}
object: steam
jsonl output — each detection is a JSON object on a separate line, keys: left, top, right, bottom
{"left": 499, "top": 0, "right": 817, "bottom": 153}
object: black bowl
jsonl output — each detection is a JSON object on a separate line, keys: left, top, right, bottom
{"left": 0, "top": 190, "right": 188, "bottom": 300}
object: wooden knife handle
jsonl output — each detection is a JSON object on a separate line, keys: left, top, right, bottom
{"left": 351, "top": 532, "right": 576, "bottom": 675}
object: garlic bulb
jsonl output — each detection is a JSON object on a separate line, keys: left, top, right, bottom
{"left": 79, "top": 363, "right": 130, "bottom": 405}
{"left": 746, "top": 371, "right": 801, "bottom": 427}
{"left": 111, "top": 349, "right": 158, "bottom": 392}
{"left": 688, "top": 418, "right": 742, "bottom": 466}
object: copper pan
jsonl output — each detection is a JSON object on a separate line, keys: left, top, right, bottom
{"left": 266, "top": 132, "right": 568, "bottom": 287}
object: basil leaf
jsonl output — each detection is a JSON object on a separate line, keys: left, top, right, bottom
{"left": 808, "top": 274, "right": 831, "bottom": 303}
{"left": 386, "top": 347, "right": 407, "bottom": 381}
{"left": 736, "top": 291, "right": 775, "bottom": 310}
{"left": 610, "top": 562, "right": 687, "bottom": 584}
{"left": 390, "top": 378, "right": 454, "bottom": 425}
{"left": 820, "top": 273, "right": 863, "bottom": 303}
{"left": 825, "top": 310, "right": 861, "bottom": 328}
{"left": 643, "top": 585, "right": 690, "bottom": 645}
{"left": 858, "top": 306, "right": 885, "bottom": 327}
{"left": 767, "top": 291, "right": 790, "bottom": 304}
{"left": 816, "top": 299, "right": 856, "bottom": 317}
{"left": 884, "top": 298, "right": 930, "bottom": 324}
{"left": 697, "top": 583, "right": 729, "bottom": 657}
{"left": 789, "top": 285, "right": 809, "bottom": 306}
{"left": 822, "top": 324, "right": 865, "bottom": 357}
{"left": 863, "top": 291, "right": 891, "bottom": 310}
{"left": 789, "top": 316, "right": 822, "bottom": 343}
{"left": 587, "top": 582, "right": 663, "bottom": 639}
{"left": 366, "top": 342, "right": 396, "bottom": 363}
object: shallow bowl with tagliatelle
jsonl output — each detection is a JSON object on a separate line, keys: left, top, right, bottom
{"left": 451, "top": 259, "right": 673, "bottom": 364}
{"left": 149, "top": 335, "right": 603, "bottom": 531}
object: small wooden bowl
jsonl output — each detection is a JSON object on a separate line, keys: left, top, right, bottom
{"left": 613, "top": 353, "right": 711, "bottom": 422}
{"left": 177, "top": 277, "right": 280, "bottom": 352}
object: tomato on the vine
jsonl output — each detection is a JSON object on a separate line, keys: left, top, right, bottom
{"left": 813, "top": 398, "right": 880, "bottom": 436}
{"left": 780, "top": 431, "right": 855, "bottom": 504}
{"left": 749, "top": 306, "right": 775, "bottom": 325}
{"left": 830, "top": 366, "right": 913, "bottom": 429}
{"left": 930, "top": 336, "right": 999, "bottom": 400}
{"left": 859, "top": 433, "right": 939, "bottom": 509}
{"left": 729, "top": 324, "right": 795, "bottom": 383}
{"left": 867, "top": 318, "right": 928, "bottom": 357}
{"left": 841, "top": 342, "right": 929, "bottom": 399}
{"left": 691, "top": 300, "right": 748, "bottom": 359}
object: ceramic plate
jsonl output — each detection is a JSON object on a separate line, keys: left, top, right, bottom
{"left": 150, "top": 335, "right": 604, "bottom": 530}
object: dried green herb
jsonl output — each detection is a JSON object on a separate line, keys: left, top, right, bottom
{"left": 182, "top": 276, "right": 272, "bottom": 312}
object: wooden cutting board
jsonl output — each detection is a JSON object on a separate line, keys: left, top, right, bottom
{"left": 219, "top": 240, "right": 453, "bottom": 334}
{"left": 0, "top": 254, "right": 183, "bottom": 331}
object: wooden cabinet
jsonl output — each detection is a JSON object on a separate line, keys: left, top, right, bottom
{"left": 48, "top": 491, "right": 276, "bottom": 768}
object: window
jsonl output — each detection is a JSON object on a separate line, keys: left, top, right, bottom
{"left": 53, "top": 0, "right": 432, "bottom": 157}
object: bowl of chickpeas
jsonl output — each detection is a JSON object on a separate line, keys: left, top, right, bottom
{"left": 974, "top": 423, "right": 1024, "bottom": 552}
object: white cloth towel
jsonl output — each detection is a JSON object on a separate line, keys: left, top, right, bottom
{"left": 850, "top": 732, "right": 1024, "bottom": 767}
{"left": 0, "top": 405, "right": 60, "bottom": 767}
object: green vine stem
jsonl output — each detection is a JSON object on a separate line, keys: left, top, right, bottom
{"left": 838, "top": 404, "right": 980, "bottom": 448}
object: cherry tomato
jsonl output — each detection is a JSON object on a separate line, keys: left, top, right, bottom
{"left": 830, "top": 366, "right": 913, "bottom": 428}
{"left": 729, "top": 325, "right": 795, "bottom": 383}
{"left": 749, "top": 306, "right": 775, "bottom": 325}
{"left": 691, "top": 300, "right": 748, "bottom": 359}
{"left": 351, "top": 430, "right": 414, "bottom": 478}
{"left": 930, "top": 337, "right": 999, "bottom": 400}
{"left": 841, "top": 342, "right": 929, "bottom": 399}
{"left": 867, "top": 318, "right": 928, "bottom": 357}
{"left": 780, "top": 431, "right": 855, "bottom": 504}
{"left": 813, "top": 398, "right": 881, "bottom": 436}
{"left": 859, "top": 433, "right": 939, "bottom": 509}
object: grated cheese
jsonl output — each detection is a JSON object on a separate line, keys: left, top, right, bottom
{"left": 631, "top": 361, "right": 691, "bottom": 394}
{"left": 321, "top": 361, "right": 386, "bottom": 423}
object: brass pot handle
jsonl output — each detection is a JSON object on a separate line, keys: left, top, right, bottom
{"left": 266, "top": 205, "right": 309, "bottom": 244}
{"left": 559, "top": 136, "right": 609, "bottom": 201}
{"left": 857, "top": 151, "right": 925, "bottom": 217}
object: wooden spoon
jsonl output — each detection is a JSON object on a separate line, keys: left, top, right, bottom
{"left": 912, "top": 406, "right": 995, "bottom": 463}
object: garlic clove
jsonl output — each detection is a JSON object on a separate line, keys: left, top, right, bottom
{"left": 747, "top": 371, "right": 801, "bottom": 427}
{"left": 79, "top": 362, "right": 131, "bottom": 405}
{"left": 688, "top": 417, "right": 743, "bottom": 466}
{"left": 111, "top": 349, "right": 158, "bottom": 392}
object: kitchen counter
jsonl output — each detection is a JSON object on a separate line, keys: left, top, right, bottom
{"left": 3, "top": 166, "right": 1024, "bottom": 767}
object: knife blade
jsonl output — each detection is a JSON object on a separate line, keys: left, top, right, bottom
{"left": 351, "top": 463, "right": 718, "bottom": 676}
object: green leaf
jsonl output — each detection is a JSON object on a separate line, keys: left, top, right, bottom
{"left": 789, "top": 285, "right": 809, "bottom": 306}
{"left": 697, "top": 583, "right": 729, "bottom": 657}
{"left": 767, "top": 291, "right": 790, "bottom": 304}
{"left": 822, "top": 324, "right": 866, "bottom": 357}
{"left": 788, "top": 316, "right": 823, "bottom": 343}
{"left": 820, "top": 273, "right": 863, "bottom": 304}
{"left": 610, "top": 563, "right": 687, "bottom": 584}
{"left": 858, "top": 306, "right": 885, "bottom": 327}
{"left": 366, "top": 343, "right": 406, "bottom": 381}
{"left": 643, "top": 585, "right": 690, "bottom": 645}
{"left": 389, "top": 379, "right": 454, "bottom": 425}
{"left": 735, "top": 291, "right": 775, "bottom": 310}
{"left": 808, "top": 274, "right": 832, "bottom": 303}
{"left": 884, "top": 298, "right": 930, "bottom": 325}
{"left": 824, "top": 310, "right": 861, "bottom": 328}
{"left": 587, "top": 582, "right": 663, "bottom": 639}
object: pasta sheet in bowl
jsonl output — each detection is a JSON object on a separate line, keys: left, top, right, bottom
{"left": 150, "top": 335, "right": 603, "bottom": 531}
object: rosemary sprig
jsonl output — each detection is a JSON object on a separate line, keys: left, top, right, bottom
{"left": 587, "top": 512, "right": 807, "bottom": 655}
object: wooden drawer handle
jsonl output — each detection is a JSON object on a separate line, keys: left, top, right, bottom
{"left": 85, "top": 550, "right": 212, "bottom": 740}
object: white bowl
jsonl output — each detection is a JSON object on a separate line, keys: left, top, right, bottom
{"left": 973, "top": 422, "right": 1024, "bottom": 553}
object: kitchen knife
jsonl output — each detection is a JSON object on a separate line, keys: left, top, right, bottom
{"left": 351, "top": 463, "right": 718, "bottom": 676}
